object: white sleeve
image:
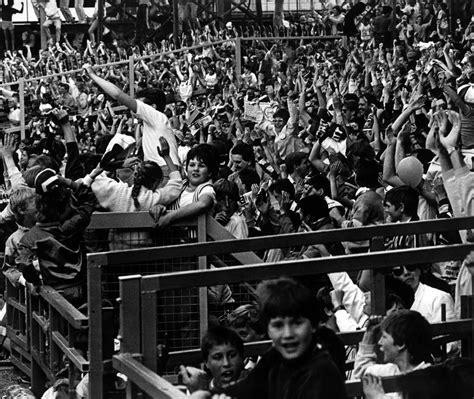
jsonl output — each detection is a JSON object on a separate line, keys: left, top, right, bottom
{"left": 197, "top": 185, "right": 216, "bottom": 203}
{"left": 334, "top": 309, "right": 360, "bottom": 332}
{"left": 328, "top": 271, "right": 367, "bottom": 326}
{"left": 138, "top": 171, "right": 183, "bottom": 207}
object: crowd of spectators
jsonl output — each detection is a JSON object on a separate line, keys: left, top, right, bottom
{"left": 1, "top": 0, "right": 474, "bottom": 397}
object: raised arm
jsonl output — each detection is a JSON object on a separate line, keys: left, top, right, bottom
{"left": 83, "top": 64, "right": 137, "bottom": 113}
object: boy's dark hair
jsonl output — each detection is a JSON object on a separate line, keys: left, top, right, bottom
{"left": 269, "top": 178, "right": 295, "bottom": 201}
{"left": 305, "top": 174, "right": 330, "bottom": 197}
{"left": 186, "top": 144, "right": 220, "bottom": 180}
{"left": 355, "top": 159, "right": 380, "bottom": 189}
{"left": 273, "top": 108, "right": 290, "bottom": 122}
{"left": 285, "top": 152, "right": 308, "bottom": 175}
{"left": 35, "top": 187, "right": 71, "bottom": 223}
{"left": 201, "top": 325, "right": 244, "bottom": 361}
{"left": 256, "top": 277, "right": 321, "bottom": 326}
{"left": 214, "top": 178, "right": 240, "bottom": 202}
{"left": 299, "top": 195, "right": 329, "bottom": 221}
{"left": 136, "top": 88, "right": 167, "bottom": 112}
{"left": 385, "top": 275, "right": 415, "bottom": 310}
{"left": 230, "top": 143, "right": 255, "bottom": 165}
{"left": 384, "top": 185, "right": 419, "bottom": 219}
{"left": 380, "top": 310, "right": 432, "bottom": 365}
{"left": 238, "top": 168, "right": 260, "bottom": 192}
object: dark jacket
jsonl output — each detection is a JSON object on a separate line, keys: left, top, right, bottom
{"left": 17, "top": 187, "right": 96, "bottom": 289}
{"left": 219, "top": 331, "right": 347, "bottom": 399}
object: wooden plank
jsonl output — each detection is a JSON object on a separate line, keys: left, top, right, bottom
{"left": 370, "top": 236, "right": 386, "bottom": 315}
{"left": 141, "top": 244, "right": 474, "bottom": 292}
{"left": 51, "top": 331, "right": 89, "bottom": 372}
{"left": 141, "top": 290, "right": 157, "bottom": 372}
{"left": 88, "top": 263, "right": 104, "bottom": 399}
{"left": 39, "top": 286, "right": 88, "bottom": 329}
{"left": 7, "top": 297, "right": 27, "bottom": 313}
{"left": 119, "top": 276, "right": 142, "bottom": 354}
{"left": 197, "top": 214, "right": 209, "bottom": 343}
{"left": 88, "top": 211, "right": 198, "bottom": 229}
{"left": 113, "top": 354, "right": 187, "bottom": 399}
{"left": 88, "top": 216, "right": 474, "bottom": 266}
{"left": 206, "top": 215, "right": 263, "bottom": 265}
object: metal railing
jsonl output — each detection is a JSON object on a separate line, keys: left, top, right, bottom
{"left": 88, "top": 215, "right": 474, "bottom": 398}
{"left": 115, "top": 241, "right": 474, "bottom": 398}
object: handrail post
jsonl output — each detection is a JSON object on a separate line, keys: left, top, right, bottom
{"left": 197, "top": 214, "right": 208, "bottom": 343}
{"left": 460, "top": 295, "right": 474, "bottom": 358}
{"left": 88, "top": 260, "right": 103, "bottom": 399}
{"left": 128, "top": 55, "right": 135, "bottom": 98}
{"left": 235, "top": 37, "right": 242, "bottom": 78}
{"left": 369, "top": 236, "right": 386, "bottom": 315}
{"left": 19, "top": 78, "right": 25, "bottom": 140}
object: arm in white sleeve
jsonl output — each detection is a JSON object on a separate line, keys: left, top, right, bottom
{"left": 139, "top": 170, "right": 183, "bottom": 207}
{"left": 353, "top": 343, "right": 377, "bottom": 379}
{"left": 328, "top": 271, "right": 368, "bottom": 326}
{"left": 334, "top": 308, "right": 360, "bottom": 332}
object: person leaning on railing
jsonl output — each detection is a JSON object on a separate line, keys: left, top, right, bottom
{"left": 16, "top": 168, "right": 97, "bottom": 305}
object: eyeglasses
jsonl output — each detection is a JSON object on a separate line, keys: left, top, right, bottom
{"left": 392, "top": 265, "right": 418, "bottom": 277}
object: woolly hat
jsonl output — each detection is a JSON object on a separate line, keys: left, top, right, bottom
{"left": 35, "top": 168, "right": 60, "bottom": 194}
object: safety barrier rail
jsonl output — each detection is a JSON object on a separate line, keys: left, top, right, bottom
{"left": 6, "top": 214, "right": 474, "bottom": 398}
{"left": 114, "top": 242, "right": 474, "bottom": 398}
{"left": 5, "top": 211, "right": 214, "bottom": 398}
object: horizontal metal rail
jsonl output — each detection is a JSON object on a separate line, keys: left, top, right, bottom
{"left": 90, "top": 216, "right": 474, "bottom": 267}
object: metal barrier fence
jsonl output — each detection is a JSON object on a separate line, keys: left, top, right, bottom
{"left": 0, "top": 35, "right": 341, "bottom": 139}
{"left": 83, "top": 215, "right": 474, "bottom": 398}
{"left": 115, "top": 242, "right": 474, "bottom": 398}
{"left": 5, "top": 278, "right": 88, "bottom": 398}
{"left": 7, "top": 214, "right": 474, "bottom": 397}
{"left": 4, "top": 211, "right": 212, "bottom": 398}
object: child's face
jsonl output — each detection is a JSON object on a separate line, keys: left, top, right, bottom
{"left": 186, "top": 157, "right": 211, "bottom": 188}
{"left": 378, "top": 330, "right": 401, "bottom": 364}
{"left": 384, "top": 201, "right": 403, "bottom": 223}
{"left": 215, "top": 194, "right": 237, "bottom": 217}
{"left": 205, "top": 343, "right": 243, "bottom": 388}
{"left": 21, "top": 197, "right": 37, "bottom": 228}
{"left": 267, "top": 316, "right": 315, "bottom": 360}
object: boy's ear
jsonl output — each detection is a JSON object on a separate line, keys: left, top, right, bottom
{"left": 398, "top": 202, "right": 405, "bottom": 213}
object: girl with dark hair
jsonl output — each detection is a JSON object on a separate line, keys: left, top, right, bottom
{"left": 83, "top": 137, "right": 182, "bottom": 212}
{"left": 149, "top": 143, "right": 219, "bottom": 229}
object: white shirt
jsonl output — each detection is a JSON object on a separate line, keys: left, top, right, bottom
{"left": 136, "top": 100, "right": 179, "bottom": 167}
{"left": 411, "top": 282, "right": 455, "bottom": 323}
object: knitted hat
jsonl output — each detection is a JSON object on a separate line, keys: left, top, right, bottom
{"left": 35, "top": 168, "right": 60, "bottom": 194}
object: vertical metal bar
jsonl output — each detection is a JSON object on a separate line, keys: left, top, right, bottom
{"left": 173, "top": 0, "right": 180, "bottom": 49}
{"left": 119, "top": 276, "right": 142, "bottom": 354}
{"left": 19, "top": 78, "right": 25, "bottom": 140}
{"left": 460, "top": 295, "right": 474, "bottom": 358}
{"left": 68, "top": 324, "right": 76, "bottom": 399}
{"left": 255, "top": 0, "right": 263, "bottom": 25}
{"left": 97, "top": 0, "right": 104, "bottom": 43}
{"left": 235, "top": 37, "right": 242, "bottom": 78}
{"left": 49, "top": 307, "right": 58, "bottom": 371}
{"left": 370, "top": 236, "right": 385, "bottom": 315}
{"left": 88, "top": 262, "right": 103, "bottom": 399}
{"left": 141, "top": 290, "right": 157, "bottom": 372}
{"left": 129, "top": 55, "right": 135, "bottom": 98}
{"left": 197, "top": 214, "right": 208, "bottom": 342}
